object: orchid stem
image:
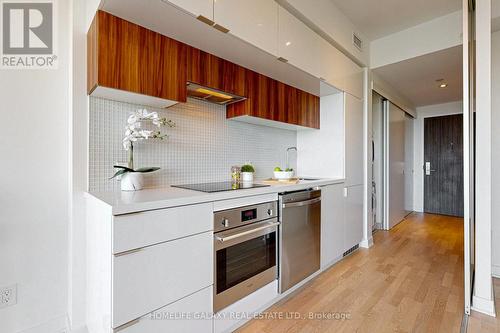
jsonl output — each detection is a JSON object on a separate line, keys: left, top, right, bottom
{"left": 128, "top": 142, "right": 134, "bottom": 170}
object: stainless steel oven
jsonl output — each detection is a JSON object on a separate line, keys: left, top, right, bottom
{"left": 213, "top": 201, "right": 279, "bottom": 312}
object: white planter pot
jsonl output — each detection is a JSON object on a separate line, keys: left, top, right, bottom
{"left": 241, "top": 172, "right": 254, "bottom": 183}
{"left": 121, "top": 172, "right": 144, "bottom": 191}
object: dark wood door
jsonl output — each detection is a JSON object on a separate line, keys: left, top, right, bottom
{"left": 424, "top": 114, "right": 463, "bottom": 216}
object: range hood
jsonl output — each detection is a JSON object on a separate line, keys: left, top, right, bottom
{"left": 186, "top": 82, "right": 246, "bottom": 105}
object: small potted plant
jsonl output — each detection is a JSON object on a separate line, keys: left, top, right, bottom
{"left": 240, "top": 164, "right": 255, "bottom": 183}
{"left": 111, "top": 109, "right": 175, "bottom": 191}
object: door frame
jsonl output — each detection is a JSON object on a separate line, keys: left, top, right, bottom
{"left": 463, "top": 0, "right": 475, "bottom": 316}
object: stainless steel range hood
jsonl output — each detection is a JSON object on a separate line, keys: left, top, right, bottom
{"left": 186, "top": 82, "right": 246, "bottom": 105}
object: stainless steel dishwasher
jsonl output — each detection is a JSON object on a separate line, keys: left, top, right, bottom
{"left": 279, "top": 188, "right": 321, "bottom": 293}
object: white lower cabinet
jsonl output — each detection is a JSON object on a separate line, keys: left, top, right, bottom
{"left": 214, "top": 280, "right": 278, "bottom": 333}
{"left": 112, "top": 231, "right": 213, "bottom": 328}
{"left": 119, "top": 286, "right": 213, "bottom": 333}
{"left": 344, "top": 185, "right": 363, "bottom": 252}
{"left": 320, "top": 184, "right": 345, "bottom": 269}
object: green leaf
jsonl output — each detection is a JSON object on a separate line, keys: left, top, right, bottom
{"left": 113, "top": 165, "right": 134, "bottom": 172}
{"left": 110, "top": 169, "right": 128, "bottom": 179}
{"left": 134, "top": 167, "right": 161, "bottom": 173}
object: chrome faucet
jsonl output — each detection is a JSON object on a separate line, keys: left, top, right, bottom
{"left": 286, "top": 147, "right": 297, "bottom": 170}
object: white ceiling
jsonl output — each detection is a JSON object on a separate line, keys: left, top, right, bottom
{"left": 330, "top": 0, "right": 461, "bottom": 40}
{"left": 373, "top": 46, "right": 462, "bottom": 107}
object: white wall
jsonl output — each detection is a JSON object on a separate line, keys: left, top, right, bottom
{"left": 411, "top": 101, "right": 462, "bottom": 213}
{"left": 371, "top": 72, "right": 416, "bottom": 117}
{"left": 491, "top": 31, "right": 500, "bottom": 278}
{"left": 297, "top": 93, "right": 344, "bottom": 178}
{"left": 370, "top": 11, "right": 462, "bottom": 69}
{"left": 69, "top": 1, "right": 101, "bottom": 331}
{"left": 0, "top": 1, "right": 72, "bottom": 332}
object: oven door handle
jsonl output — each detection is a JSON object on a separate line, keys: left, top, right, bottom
{"left": 215, "top": 222, "right": 280, "bottom": 243}
{"left": 282, "top": 197, "right": 321, "bottom": 208}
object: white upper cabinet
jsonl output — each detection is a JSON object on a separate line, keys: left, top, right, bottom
{"left": 214, "top": 0, "right": 278, "bottom": 56}
{"left": 166, "top": 0, "right": 214, "bottom": 22}
{"left": 342, "top": 58, "right": 364, "bottom": 100}
{"left": 318, "top": 38, "right": 343, "bottom": 90}
{"left": 319, "top": 38, "right": 363, "bottom": 99}
{"left": 278, "top": 6, "right": 321, "bottom": 78}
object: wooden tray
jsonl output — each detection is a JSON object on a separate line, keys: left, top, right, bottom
{"left": 261, "top": 178, "right": 300, "bottom": 185}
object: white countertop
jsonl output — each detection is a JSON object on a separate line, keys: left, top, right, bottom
{"left": 87, "top": 178, "right": 345, "bottom": 215}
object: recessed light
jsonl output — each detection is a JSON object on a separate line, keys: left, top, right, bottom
{"left": 285, "top": 41, "right": 291, "bottom": 46}
{"left": 440, "top": 83, "right": 448, "bottom": 88}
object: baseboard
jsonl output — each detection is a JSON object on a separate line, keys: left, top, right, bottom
{"left": 20, "top": 315, "right": 69, "bottom": 333}
{"left": 472, "top": 295, "right": 496, "bottom": 317}
{"left": 492, "top": 265, "right": 500, "bottom": 278}
{"left": 359, "top": 237, "right": 373, "bottom": 249}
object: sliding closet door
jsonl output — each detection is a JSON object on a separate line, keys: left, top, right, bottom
{"left": 383, "top": 101, "right": 407, "bottom": 229}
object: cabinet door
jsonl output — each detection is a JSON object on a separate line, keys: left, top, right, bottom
{"left": 89, "top": 11, "right": 187, "bottom": 103}
{"left": 227, "top": 69, "right": 278, "bottom": 121}
{"left": 318, "top": 38, "right": 345, "bottom": 91}
{"left": 278, "top": 6, "right": 321, "bottom": 78}
{"left": 318, "top": 37, "right": 363, "bottom": 99}
{"left": 297, "top": 89, "right": 320, "bottom": 129}
{"left": 344, "top": 185, "right": 363, "bottom": 252}
{"left": 344, "top": 93, "right": 364, "bottom": 186}
{"left": 120, "top": 287, "right": 213, "bottom": 333}
{"left": 321, "top": 184, "right": 345, "bottom": 269}
{"left": 187, "top": 47, "right": 246, "bottom": 96}
{"left": 342, "top": 58, "right": 364, "bottom": 100}
{"left": 167, "top": 0, "right": 214, "bottom": 22}
{"left": 214, "top": 0, "right": 278, "bottom": 56}
{"left": 112, "top": 231, "right": 213, "bottom": 328}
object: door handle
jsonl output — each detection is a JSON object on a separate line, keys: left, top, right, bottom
{"left": 215, "top": 222, "right": 280, "bottom": 243}
{"left": 282, "top": 197, "right": 321, "bottom": 208}
{"left": 424, "top": 162, "right": 436, "bottom": 175}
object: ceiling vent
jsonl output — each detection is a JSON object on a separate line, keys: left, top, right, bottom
{"left": 352, "top": 32, "right": 363, "bottom": 51}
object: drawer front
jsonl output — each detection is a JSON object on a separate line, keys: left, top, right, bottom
{"left": 112, "top": 231, "right": 213, "bottom": 328}
{"left": 113, "top": 203, "right": 212, "bottom": 254}
{"left": 119, "top": 286, "right": 213, "bottom": 333}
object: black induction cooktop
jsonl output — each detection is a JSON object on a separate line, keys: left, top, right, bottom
{"left": 172, "top": 181, "right": 270, "bottom": 193}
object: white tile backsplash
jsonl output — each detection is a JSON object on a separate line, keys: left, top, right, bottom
{"left": 89, "top": 97, "right": 297, "bottom": 191}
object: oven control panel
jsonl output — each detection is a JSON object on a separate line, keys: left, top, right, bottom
{"left": 214, "top": 201, "right": 278, "bottom": 232}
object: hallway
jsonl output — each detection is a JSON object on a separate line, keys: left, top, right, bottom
{"left": 238, "top": 213, "right": 464, "bottom": 332}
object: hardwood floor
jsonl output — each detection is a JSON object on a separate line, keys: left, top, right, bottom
{"left": 237, "top": 213, "right": 464, "bottom": 333}
{"left": 468, "top": 278, "right": 500, "bottom": 332}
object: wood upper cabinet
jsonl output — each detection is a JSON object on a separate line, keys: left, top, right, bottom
{"left": 87, "top": 11, "right": 188, "bottom": 107}
{"left": 187, "top": 47, "right": 246, "bottom": 96}
{"left": 88, "top": 11, "right": 319, "bottom": 129}
{"left": 227, "top": 70, "right": 319, "bottom": 129}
